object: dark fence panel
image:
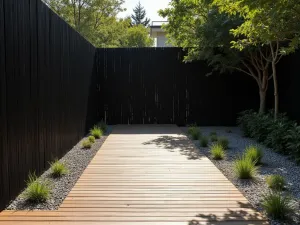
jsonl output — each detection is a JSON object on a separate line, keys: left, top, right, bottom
{"left": 93, "top": 48, "right": 259, "bottom": 126}
{"left": 0, "top": 0, "right": 95, "bottom": 209}
{"left": 277, "top": 51, "right": 300, "bottom": 122}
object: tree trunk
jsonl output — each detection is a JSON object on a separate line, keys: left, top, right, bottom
{"left": 272, "top": 61, "right": 279, "bottom": 119}
{"left": 259, "top": 89, "right": 266, "bottom": 114}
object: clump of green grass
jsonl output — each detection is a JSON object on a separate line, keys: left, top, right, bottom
{"left": 188, "top": 127, "right": 201, "bottom": 140}
{"left": 245, "top": 145, "right": 263, "bottom": 165}
{"left": 261, "top": 191, "right": 294, "bottom": 221}
{"left": 50, "top": 159, "right": 68, "bottom": 177}
{"left": 210, "top": 131, "right": 217, "bottom": 136}
{"left": 82, "top": 140, "right": 92, "bottom": 149}
{"left": 187, "top": 123, "right": 197, "bottom": 135}
{"left": 217, "top": 136, "right": 229, "bottom": 149}
{"left": 199, "top": 136, "right": 208, "bottom": 147}
{"left": 211, "top": 134, "right": 218, "bottom": 142}
{"left": 90, "top": 125, "right": 103, "bottom": 139}
{"left": 234, "top": 156, "right": 258, "bottom": 179}
{"left": 88, "top": 135, "right": 96, "bottom": 143}
{"left": 210, "top": 144, "right": 225, "bottom": 160}
{"left": 266, "top": 174, "right": 286, "bottom": 191}
{"left": 23, "top": 172, "right": 50, "bottom": 203}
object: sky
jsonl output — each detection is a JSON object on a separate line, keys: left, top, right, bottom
{"left": 118, "top": 0, "right": 171, "bottom": 23}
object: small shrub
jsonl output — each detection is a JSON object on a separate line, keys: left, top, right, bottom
{"left": 261, "top": 191, "right": 294, "bottom": 221}
{"left": 82, "top": 140, "right": 92, "bottom": 149}
{"left": 97, "top": 120, "right": 107, "bottom": 133}
{"left": 217, "top": 137, "right": 229, "bottom": 149}
{"left": 210, "top": 144, "right": 225, "bottom": 160}
{"left": 88, "top": 135, "right": 96, "bottom": 143}
{"left": 245, "top": 145, "right": 263, "bottom": 165}
{"left": 187, "top": 124, "right": 197, "bottom": 135}
{"left": 237, "top": 109, "right": 255, "bottom": 137}
{"left": 248, "top": 113, "right": 273, "bottom": 142}
{"left": 266, "top": 175, "right": 286, "bottom": 191}
{"left": 264, "top": 116, "right": 293, "bottom": 153}
{"left": 199, "top": 136, "right": 208, "bottom": 147}
{"left": 188, "top": 127, "right": 201, "bottom": 140}
{"left": 211, "top": 135, "right": 218, "bottom": 142}
{"left": 90, "top": 125, "right": 103, "bottom": 139}
{"left": 210, "top": 131, "right": 217, "bottom": 136}
{"left": 23, "top": 172, "right": 50, "bottom": 203}
{"left": 50, "top": 160, "right": 68, "bottom": 177}
{"left": 234, "top": 156, "right": 258, "bottom": 179}
{"left": 284, "top": 124, "right": 300, "bottom": 163}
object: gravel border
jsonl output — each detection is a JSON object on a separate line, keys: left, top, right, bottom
{"left": 182, "top": 127, "right": 300, "bottom": 225}
{"left": 6, "top": 130, "right": 110, "bottom": 210}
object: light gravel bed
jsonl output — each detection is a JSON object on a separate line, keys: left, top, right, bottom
{"left": 182, "top": 126, "right": 300, "bottom": 225}
{"left": 6, "top": 131, "right": 109, "bottom": 210}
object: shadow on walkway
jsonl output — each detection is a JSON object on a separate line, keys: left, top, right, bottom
{"left": 188, "top": 201, "right": 265, "bottom": 225}
{"left": 143, "top": 135, "right": 206, "bottom": 160}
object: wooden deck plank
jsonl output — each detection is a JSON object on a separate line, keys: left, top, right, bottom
{"left": 0, "top": 222, "right": 269, "bottom": 225}
{"left": 0, "top": 125, "right": 268, "bottom": 224}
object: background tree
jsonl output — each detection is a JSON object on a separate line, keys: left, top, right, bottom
{"left": 213, "top": 0, "right": 300, "bottom": 118}
{"left": 159, "top": 0, "right": 272, "bottom": 113}
{"left": 131, "top": 1, "right": 150, "bottom": 26}
{"left": 44, "top": 0, "right": 128, "bottom": 47}
{"left": 122, "top": 25, "right": 154, "bottom": 47}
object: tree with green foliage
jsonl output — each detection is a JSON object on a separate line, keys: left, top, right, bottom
{"left": 122, "top": 25, "right": 153, "bottom": 47}
{"left": 213, "top": 0, "right": 300, "bottom": 118}
{"left": 159, "top": 0, "right": 272, "bottom": 113}
{"left": 131, "top": 1, "right": 150, "bottom": 26}
{"left": 44, "top": 0, "right": 128, "bottom": 47}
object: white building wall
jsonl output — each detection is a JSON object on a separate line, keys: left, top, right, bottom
{"left": 157, "top": 35, "right": 168, "bottom": 47}
{"left": 150, "top": 27, "right": 173, "bottom": 47}
{"left": 157, "top": 35, "right": 172, "bottom": 47}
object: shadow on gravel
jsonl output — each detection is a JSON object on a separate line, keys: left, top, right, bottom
{"left": 143, "top": 135, "right": 206, "bottom": 160}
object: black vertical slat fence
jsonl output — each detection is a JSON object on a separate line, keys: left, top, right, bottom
{"left": 93, "top": 48, "right": 259, "bottom": 126}
{"left": 0, "top": 0, "right": 95, "bottom": 209}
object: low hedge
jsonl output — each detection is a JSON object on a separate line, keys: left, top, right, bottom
{"left": 237, "top": 110, "right": 300, "bottom": 164}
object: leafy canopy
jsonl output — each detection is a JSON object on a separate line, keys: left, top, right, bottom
{"left": 44, "top": 0, "right": 153, "bottom": 47}
{"left": 213, "top": 0, "right": 300, "bottom": 54}
{"left": 159, "top": 0, "right": 267, "bottom": 75}
{"left": 44, "top": 0, "right": 127, "bottom": 47}
{"left": 122, "top": 25, "right": 154, "bottom": 47}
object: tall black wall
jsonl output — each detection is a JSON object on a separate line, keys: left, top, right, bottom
{"left": 91, "top": 48, "right": 259, "bottom": 126}
{"left": 0, "top": 0, "right": 95, "bottom": 209}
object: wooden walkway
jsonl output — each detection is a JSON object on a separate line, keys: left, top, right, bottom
{"left": 0, "top": 125, "right": 268, "bottom": 224}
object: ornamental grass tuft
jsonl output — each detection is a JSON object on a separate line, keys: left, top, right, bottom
{"left": 234, "top": 156, "right": 258, "bottom": 179}
{"left": 210, "top": 144, "right": 225, "bottom": 160}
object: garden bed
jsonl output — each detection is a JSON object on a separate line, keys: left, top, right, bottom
{"left": 6, "top": 130, "right": 110, "bottom": 210}
{"left": 182, "top": 126, "right": 300, "bottom": 225}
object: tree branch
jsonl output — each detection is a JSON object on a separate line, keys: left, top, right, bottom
{"left": 240, "top": 60, "right": 260, "bottom": 85}
{"left": 250, "top": 52, "right": 262, "bottom": 81}
{"left": 276, "top": 54, "right": 284, "bottom": 64}
{"left": 260, "top": 47, "right": 272, "bottom": 62}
